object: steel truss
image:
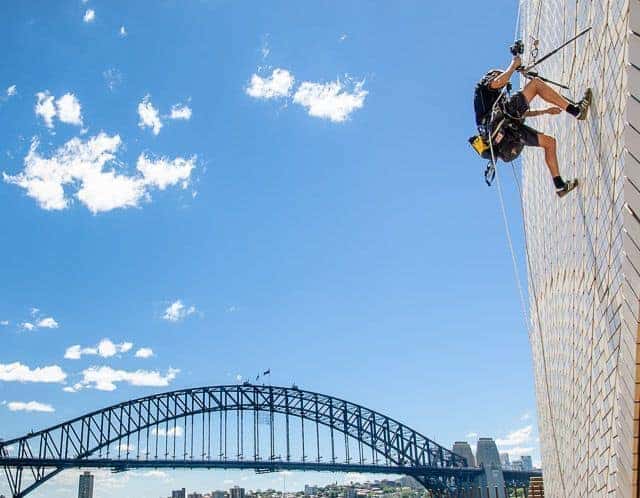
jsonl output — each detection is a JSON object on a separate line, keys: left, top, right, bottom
{"left": 0, "top": 384, "right": 536, "bottom": 497}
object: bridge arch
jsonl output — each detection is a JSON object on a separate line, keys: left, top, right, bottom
{"left": 0, "top": 384, "right": 472, "bottom": 497}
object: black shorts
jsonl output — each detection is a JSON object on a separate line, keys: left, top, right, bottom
{"left": 505, "top": 91, "right": 529, "bottom": 119}
{"left": 518, "top": 124, "right": 540, "bottom": 146}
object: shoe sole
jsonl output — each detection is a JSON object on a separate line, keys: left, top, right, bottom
{"left": 557, "top": 180, "right": 579, "bottom": 198}
{"left": 577, "top": 89, "right": 592, "bottom": 120}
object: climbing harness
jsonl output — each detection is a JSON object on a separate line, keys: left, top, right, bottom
{"left": 470, "top": 26, "right": 593, "bottom": 185}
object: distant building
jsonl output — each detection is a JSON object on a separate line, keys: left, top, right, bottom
{"left": 172, "top": 489, "right": 186, "bottom": 498}
{"left": 521, "top": 455, "right": 533, "bottom": 471}
{"left": 452, "top": 441, "right": 476, "bottom": 467}
{"left": 304, "top": 485, "right": 318, "bottom": 495}
{"left": 499, "top": 453, "right": 511, "bottom": 470}
{"left": 230, "top": 486, "right": 245, "bottom": 498}
{"left": 188, "top": 493, "right": 203, "bottom": 498}
{"left": 511, "top": 460, "right": 524, "bottom": 471}
{"left": 78, "top": 471, "right": 94, "bottom": 498}
{"left": 212, "top": 491, "right": 226, "bottom": 498}
{"left": 345, "top": 487, "right": 357, "bottom": 498}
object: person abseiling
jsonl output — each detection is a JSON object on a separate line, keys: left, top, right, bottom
{"left": 473, "top": 47, "right": 592, "bottom": 198}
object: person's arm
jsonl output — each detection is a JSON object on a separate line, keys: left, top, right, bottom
{"left": 524, "top": 107, "right": 563, "bottom": 117}
{"left": 488, "top": 56, "right": 522, "bottom": 89}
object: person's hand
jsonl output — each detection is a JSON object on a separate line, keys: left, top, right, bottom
{"left": 512, "top": 55, "right": 522, "bottom": 69}
{"left": 546, "top": 107, "right": 562, "bottom": 115}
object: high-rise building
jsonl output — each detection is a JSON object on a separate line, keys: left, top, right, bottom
{"left": 499, "top": 452, "right": 511, "bottom": 470}
{"left": 188, "top": 493, "right": 203, "bottom": 498}
{"left": 451, "top": 441, "right": 476, "bottom": 467}
{"left": 230, "top": 486, "right": 245, "bottom": 498}
{"left": 172, "top": 489, "right": 186, "bottom": 498}
{"left": 520, "top": 455, "right": 533, "bottom": 471}
{"left": 475, "top": 438, "right": 505, "bottom": 498}
{"left": 345, "top": 487, "right": 357, "bottom": 498}
{"left": 520, "top": 0, "right": 640, "bottom": 497}
{"left": 212, "top": 491, "right": 226, "bottom": 498}
{"left": 304, "top": 485, "right": 318, "bottom": 496}
{"left": 78, "top": 471, "right": 94, "bottom": 498}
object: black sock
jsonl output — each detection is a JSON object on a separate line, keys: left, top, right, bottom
{"left": 553, "top": 176, "right": 566, "bottom": 189}
{"left": 566, "top": 103, "right": 580, "bottom": 117}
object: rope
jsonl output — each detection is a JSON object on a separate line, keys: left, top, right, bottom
{"left": 485, "top": 3, "right": 569, "bottom": 495}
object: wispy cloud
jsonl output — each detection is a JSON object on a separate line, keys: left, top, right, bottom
{"left": 169, "top": 104, "right": 192, "bottom": 121}
{"left": 6, "top": 85, "right": 16, "bottom": 97}
{"left": 246, "top": 68, "right": 294, "bottom": 99}
{"left": 5, "top": 400, "right": 55, "bottom": 413}
{"left": 83, "top": 9, "right": 95, "bottom": 23}
{"left": 0, "top": 362, "right": 67, "bottom": 383}
{"left": 496, "top": 425, "right": 533, "bottom": 447}
{"left": 74, "top": 366, "right": 179, "bottom": 391}
{"left": 138, "top": 95, "right": 163, "bottom": 135}
{"left": 3, "top": 133, "right": 196, "bottom": 213}
{"left": 65, "top": 339, "right": 133, "bottom": 360}
{"left": 293, "top": 78, "right": 367, "bottom": 122}
{"left": 153, "top": 426, "right": 183, "bottom": 437}
{"left": 135, "top": 347, "right": 154, "bottom": 359}
{"left": 21, "top": 315, "right": 59, "bottom": 331}
{"left": 103, "top": 68, "right": 123, "bottom": 92}
{"left": 162, "top": 300, "right": 197, "bottom": 322}
{"left": 35, "top": 91, "right": 83, "bottom": 128}
{"left": 119, "top": 26, "right": 127, "bottom": 37}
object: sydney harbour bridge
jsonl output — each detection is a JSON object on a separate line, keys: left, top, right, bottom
{"left": 0, "top": 384, "right": 539, "bottom": 497}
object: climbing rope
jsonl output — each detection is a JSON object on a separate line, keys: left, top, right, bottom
{"left": 485, "top": 2, "right": 569, "bottom": 495}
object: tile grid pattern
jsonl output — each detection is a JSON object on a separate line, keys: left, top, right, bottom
{"left": 520, "top": 0, "right": 634, "bottom": 496}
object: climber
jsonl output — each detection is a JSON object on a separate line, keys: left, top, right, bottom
{"left": 474, "top": 52, "right": 592, "bottom": 197}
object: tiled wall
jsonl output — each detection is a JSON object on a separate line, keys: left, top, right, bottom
{"left": 520, "top": 0, "right": 636, "bottom": 496}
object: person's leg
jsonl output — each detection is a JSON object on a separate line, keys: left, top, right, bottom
{"left": 537, "top": 133, "right": 561, "bottom": 178}
{"left": 521, "top": 77, "right": 571, "bottom": 109}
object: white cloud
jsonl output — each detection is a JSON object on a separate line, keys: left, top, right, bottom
{"left": 3, "top": 133, "right": 195, "bottom": 213}
{"left": 21, "top": 322, "right": 35, "bottom": 331}
{"left": 135, "top": 347, "right": 154, "bottom": 359}
{"left": 35, "top": 91, "right": 83, "bottom": 128}
{"left": 119, "top": 26, "right": 127, "bottom": 37}
{"left": 0, "top": 362, "right": 67, "bottom": 383}
{"left": 56, "top": 93, "right": 83, "bottom": 126}
{"left": 162, "top": 300, "right": 196, "bottom": 322}
{"left": 0, "top": 320, "right": 8, "bottom": 326}
{"left": 339, "top": 34, "right": 348, "bottom": 42}
{"left": 465, "top": 432, "right": 478, "bottom": 439}
{"left": 83, "top": 9, "right": 95, "bottom": 23}
{"left": 246, "top": 68, "right": 294, "bottom": 99}
{"left": 521, "top": 412, "right": 532, "bottom": 421}
{"left": 6, "top": 401, "right": 54, "bottom": 413}
{"left": 293, "top": 78, "right": 367, "bottom": 122}
{"left": 136, "top": 154, "right": 195, "bottom": 190}
{"left": 138, "top": 95, "right": 163, "bottom": 135}
{"left": 62, "top": 386, "right": 77, "bottom": 393}
{"left": 36, "top": 317, "right": 59, "bottom": 329}
{"left": 103, "top": 68, "right": 123, "bottom": 92}
{"left": 496, "top": 425, "right": 533, "bottom": 448}
{"left": 118, "top": 443, "right": 135, "bottom": 452}
{"left": 64, "top": 339, "right": 133, "bottom": 360}
{"left": 152, "top": 426, "right": 183, "bottom": 437}
{"left": 78, "top": 366, "right": 179, "bottom": 391}
{"left": 35, "top": 91, "right": 56, "bottom": 128}
{"left": 169, "top": 104, "right": 192, "bottom": 120}
{"left": 6, "top": 85, "right": 16, "bottom": 97}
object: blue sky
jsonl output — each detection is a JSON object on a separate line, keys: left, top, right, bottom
{"left": 0, "top": 1, "right": 538, "bottom": 496}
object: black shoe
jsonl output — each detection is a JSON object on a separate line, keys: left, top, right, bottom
{"left": 556, "top": 178, "right": 579, "bottom": 198}
{"left": 577, "top": 88, "right": 592, "bottom": 120}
